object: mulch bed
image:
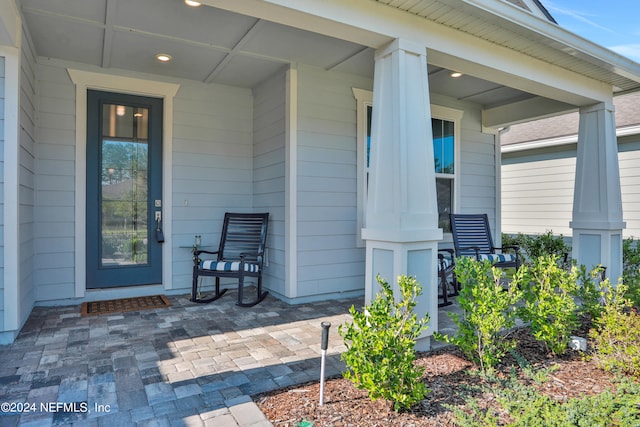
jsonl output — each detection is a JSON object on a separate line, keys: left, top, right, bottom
{"left": 256, "top": 322, "right": 622, "bottom": 426}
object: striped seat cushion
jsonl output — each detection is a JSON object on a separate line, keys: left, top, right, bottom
{"left": 438, "top": 258, "right": 451, "bottom": 271}
{"left": 199, "top": 260, "right": 260, "bottom": 273}
{"left": 477, "top": 253, "right": 516, "bottom": 263}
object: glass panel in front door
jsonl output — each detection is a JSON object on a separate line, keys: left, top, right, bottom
{"left": 101, "top": 104, "right": 150, "bottom": 266}
{"left": 86, "top": 90, "right": 163, "bottom": 289}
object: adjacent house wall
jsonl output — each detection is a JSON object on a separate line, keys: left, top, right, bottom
{"left": 619, "top": 138, "right": 640, "bottom": 238}
{"left": 252, "top": 69, "right": 287, "bottom": 296}
{"left": 502, "top": 136, "right": 640, "bottom": 239}
{"left": 502, "top": 145, "right": 576, "bottom": 236}
{"left": 501, "top": 91, "right": 640, "bottom": 241}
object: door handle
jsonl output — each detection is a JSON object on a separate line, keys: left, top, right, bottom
{"left": 155, "top": 211, "right": 165, "bottom": 243}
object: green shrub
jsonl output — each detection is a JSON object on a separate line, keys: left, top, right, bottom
{"left": 491, "top": 373, "right": 640, "bottom": 427}
{"left": 623, "top": 237, "right": 640, "bottom": 308}
{"left": 589, "top": 281, "right": 640, "bottom": 378}
{"left": 514, "top": 255, "right": 579, "bottom": 355}
{"left": 574, "top": 264, "right": 607, "bottom": 322}
{"left": 435, "top": 257, "right": 521, "bottom": 372}
{"left": 502, "top": 231, "right": 571, "bottom": 267}
{"left": 338, "top": 275, "right": 430, "bottom": 411}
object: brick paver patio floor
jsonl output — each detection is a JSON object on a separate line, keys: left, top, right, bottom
{"left": 0, "top": 289, "right": 460, "bottom": 426}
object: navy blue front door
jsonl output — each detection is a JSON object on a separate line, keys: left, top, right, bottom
{"left": 86, "top": 90, "right": 163, "bottom": 288}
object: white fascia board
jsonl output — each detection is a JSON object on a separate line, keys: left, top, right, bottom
{"left": 501, "top": 124, "right": 640, "bottom": 154}
{"left": 458, "top": 0, "right": 640, "bottom": 84}
{"left": 501, "top": 135, "right": 578, "bottom": 153}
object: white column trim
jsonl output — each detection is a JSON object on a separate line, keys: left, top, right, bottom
{"left": 571, "top": 101, "right": 624, "bottom": 280}
{"left": 363, "top": 38, "right": 441, "bottom": 346}
{"left": 285, "top": 65, "right": 298, "bottom": 299}
{"left": 67, "top": 69, "right": 180, "bottom": 297}
{"left": 352, "top": 87, "right": 372, "bottom": 248}
{"left": 2, "top": 47, "right": 20, "bottom": 330}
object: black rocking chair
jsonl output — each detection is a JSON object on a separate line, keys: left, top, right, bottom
{"left": 449, "top": 213, "right": 521, "bottom": 270}
{"left": 191, "top": 212, "right": 269, "bottom": 307}
{"left": 438, "top": 249, "right": 459, "bottom": 307}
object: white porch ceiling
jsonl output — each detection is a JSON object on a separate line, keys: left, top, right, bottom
{"left": 19, "top": 0, "right": 541, "bottom": 111}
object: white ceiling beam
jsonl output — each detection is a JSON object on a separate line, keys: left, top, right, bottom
{"left": 202, "top": 0, "right": 392, "bottom": 48}
{"left": 326, "top": 46, "right": 370, "bottom": 72}
{"left": 0, "top": 0, "right": 21, "bottom": 47}
{"left": 483, "top": 96, "right": 575, "bottom": 128}
{"left": 101, "top": 0, "right": 118, "bottom": 68}
{"left": 204, "top": 18, "right": 265, "bottom": 83}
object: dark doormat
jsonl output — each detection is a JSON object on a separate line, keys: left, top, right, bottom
{"left": 81, "top": 295, "right": 171, "bottom": 316}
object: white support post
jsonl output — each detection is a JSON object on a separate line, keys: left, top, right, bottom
{"left": 571, "top": 101, "right": 625, "bottom": 282}
{"left": 362, "top": 39, "right": 442, "bottom": 351}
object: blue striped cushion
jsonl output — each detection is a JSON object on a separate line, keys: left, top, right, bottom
{"left": 200, "top": 260, "right": 259, "bottom": 273}
{"left": 477, "top": 253, "right": 516, "bottom": 263}
{"left": 438, "top": 258, "right": 451, "bottom": 271}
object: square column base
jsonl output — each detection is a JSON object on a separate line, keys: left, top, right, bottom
{"left": 365, "top": 239, "right": 440, "bottom": 351}
{"left": 571, "top": 227, "right": 623, "bottom": 282}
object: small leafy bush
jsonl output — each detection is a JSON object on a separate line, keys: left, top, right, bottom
{"left": 623, "top": 237, "right": 640, "bottom": 308}
{"left": 435, "top": 257, "right": 521, "bottom": 372}
{"left": 514, "top": 254, "right": 579, "bottom": 355}
{"left": 452, "top": 370, "right": 640, "bottom": 427}
{"left": 589, "top": 281, "right": 640, "bottom": 378}
{"left": 492, "top": 373, "right": 640, "bottom": 427}
{"left": 574, "top": 264, "right": 607, "bottom": 322}
{"left": 503, "top": 231, "right": 571, "bottom": 267}
{"left": 338, "top": 275, "right": 430, "bottom": 411}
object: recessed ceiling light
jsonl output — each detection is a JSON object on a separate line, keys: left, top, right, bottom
{"left": 184, "top": 0, "right": 201, "bottom": 6}
{"left": 155, "top": 53, "right": 172, "bottom": 62}
{"left": 450, "top": 71, "right": 463, "bottom": 78}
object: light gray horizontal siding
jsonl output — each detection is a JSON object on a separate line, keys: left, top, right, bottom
{"left": 18, "top": 30, "right": 37, "bottom": 321}
{"left": 295, "top": 65, "right": 371, "bottom": 298}
{"left": 252, "top": 70, "right": 286, "bottom": 295}
{"left": 459, "top": 124, "right": 497, "bottom": 220}
{"left": 502, "top": 138, "right": 640, "bottom": 239}
{"left": 171, "top": 81, "right": 254, "bottom": 289}
{"left": 620, "top": 142, "right": 640, "bottom": 238}
{"left": 502, "top": 146, "right": 577, "bottom": 236}
{"left": 34, "top": 62, "right": 76, "bottom": 301}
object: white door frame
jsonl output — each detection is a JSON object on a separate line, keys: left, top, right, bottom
{"left": 68, "top": 69, "right": 179, "bottom": 297}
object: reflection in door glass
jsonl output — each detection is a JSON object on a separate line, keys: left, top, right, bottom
{"left": 100, "top": 104, "right": 149, "bottom": 266}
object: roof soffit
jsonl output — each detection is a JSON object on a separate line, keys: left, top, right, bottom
{"left": 212, "top": 0, "right": 640, "bottom": 96}
{"left": 374, "top": 0, "right": 640, "bottom": 92}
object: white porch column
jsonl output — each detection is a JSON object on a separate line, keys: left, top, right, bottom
{"left": 571, "top": 102, "right": 625, "bottom": 281}
{"left": 362, "top": 39, "right": 442, "bottom": 351}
